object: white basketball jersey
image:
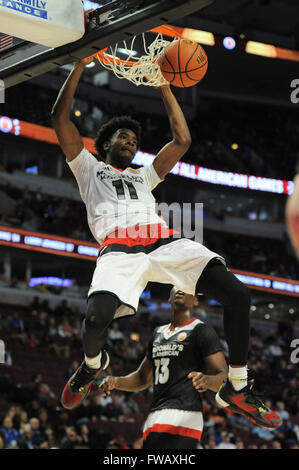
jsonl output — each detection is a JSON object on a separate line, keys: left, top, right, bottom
{"left": 68, "top": 147, "right": 167, "bottom": 245}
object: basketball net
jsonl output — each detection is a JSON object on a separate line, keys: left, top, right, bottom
{"left": 92, "top": 29, "right": 182, "bottom": 87}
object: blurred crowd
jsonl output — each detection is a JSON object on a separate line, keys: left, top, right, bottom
{"left": 0, "top": 182, "right": 89, "bottom": 240}
{"left": 205, "top": 230, "right": 298, "bottom": 280}
{"left": 0, "top": 297, "right": 298, "bottom": 450}
{"left": 0, "top": 181, "right": 297, "bottom": 280}
{"left": 0, "top": 181, "right": 285, "bottom": 239}
{"left": 2, "top": 82, "right": 299, "bottom": 181}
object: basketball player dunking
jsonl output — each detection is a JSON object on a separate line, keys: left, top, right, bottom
{"left": 51, "top": 56, "right": 281, "bottom": 429}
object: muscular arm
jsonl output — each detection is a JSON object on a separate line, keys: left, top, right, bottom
{"left": 51, "top": 58, "right": 93, "bottom": 161}
{"left": 188, "top": 351, "right": 228, "bottom": 393}
{"left": 99, "top": 357, "right": 153, "bottom": 395}
{"left": 286, "top": 174, "right": 299, "bottom": 258}
{"left": 153, "top": 85, "right": 191, "bottom": 180}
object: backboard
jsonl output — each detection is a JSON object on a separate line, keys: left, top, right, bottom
{"left": 0, "top": 0, "right": 214, "bottom": 89}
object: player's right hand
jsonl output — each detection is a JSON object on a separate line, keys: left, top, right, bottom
{"left": 98, "top": 376, "right": 116, "bottom": 396}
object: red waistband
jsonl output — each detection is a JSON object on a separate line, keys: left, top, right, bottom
{"left": 99, "top": 224, "right": 178, "bottom": 250}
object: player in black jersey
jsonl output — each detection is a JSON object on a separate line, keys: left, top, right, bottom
{"left": 98, "top": 288, "right": 228, "bottom": 449}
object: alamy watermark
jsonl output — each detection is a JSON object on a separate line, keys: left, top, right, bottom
{"left": 0, "top": 79, "right": 4, "bottom": 104}
{"left": 96, "top": 202, "right": 204, "bottom": 243}
{"left": 290, "top": 79, "right": 299, "bottom": 104}
{"left": 290, "top": 339, "right": 299, "bottom": 364}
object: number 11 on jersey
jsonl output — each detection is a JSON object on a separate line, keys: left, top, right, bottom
{"left": 112, "top": 179, "right": 138, "bottom": 200}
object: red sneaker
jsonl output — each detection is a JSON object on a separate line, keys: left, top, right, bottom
{"left": 216, "top": 379, "right": 282, "bottom": 428}
{"left": 61, "top": 351, "right": 110, "bottom": 410}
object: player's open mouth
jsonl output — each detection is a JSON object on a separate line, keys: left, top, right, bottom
{"left": 174, "top": 292, "right": 185, "bottom": 303}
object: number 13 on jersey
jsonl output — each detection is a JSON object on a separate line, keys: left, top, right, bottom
{"left": 154, "top": 358, "right": 170, "bottom": 384}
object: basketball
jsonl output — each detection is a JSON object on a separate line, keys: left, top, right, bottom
{"left": 159, "top": 39, "right": 208, "bottom": 88}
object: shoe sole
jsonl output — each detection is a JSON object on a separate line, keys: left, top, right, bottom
{"left": 61, "top": 351, "right": 110, "bottom": 410}
{"left": 215, "top": 391, "right": 230, "bottom": 408}
{"left": 102, "top": 351, "right": 110, "bottom": 371}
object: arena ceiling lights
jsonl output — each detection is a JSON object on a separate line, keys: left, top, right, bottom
{"left": 161, "top": 24, "right": 299, "bottom": 63}
{"left": 82, "top": 2, "right": 299, "bottom": 63}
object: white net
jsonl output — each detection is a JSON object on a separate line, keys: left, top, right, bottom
{"left": 94, "top": 33, "right": 172, "bottom": 87}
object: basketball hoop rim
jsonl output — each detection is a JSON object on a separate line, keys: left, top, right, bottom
{"left": 92, "top": 25, "right": 183, "bottom": 67}
{"left": 95, "top": 49, "right": 141, "bottom": 68}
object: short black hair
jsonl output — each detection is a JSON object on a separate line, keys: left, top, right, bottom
{"left": 94, "top": 115, "right": 142, "bottom": 161}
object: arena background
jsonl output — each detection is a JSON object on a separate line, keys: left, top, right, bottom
{"left": 0, "top": 0, "right": 298, "bottom": 451}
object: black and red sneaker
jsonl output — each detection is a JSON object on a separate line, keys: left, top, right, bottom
{"left": 215, "top": 379, "right": 282, "bottom": 428}
{"left": 61, "top": 351, "right": 110, "bottom": 410}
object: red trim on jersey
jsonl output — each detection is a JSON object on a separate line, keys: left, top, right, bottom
{"left": 110, "top": 165, "right": 124, "bottom": 172}
{"left": 109, "top": 165, "right": 138, "bottom": 173}
{"left": 99, "top": 224, "right": 179, "bottom": 250}
{"left": 167, "top": 318, "right": 197, "bottom": 334}
{"left": 185, "top": 318, "right": 197, "bottom": 326}
{"left": 143, "top": 424, "right": 202, "bottom": 442}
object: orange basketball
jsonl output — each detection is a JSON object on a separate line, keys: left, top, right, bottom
{"left": 159, "top": 39, "right": 208, "bottom": 88}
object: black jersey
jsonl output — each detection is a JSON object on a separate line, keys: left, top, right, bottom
{"left": 146, "top": 317, "right": 222, "bottom": 413}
